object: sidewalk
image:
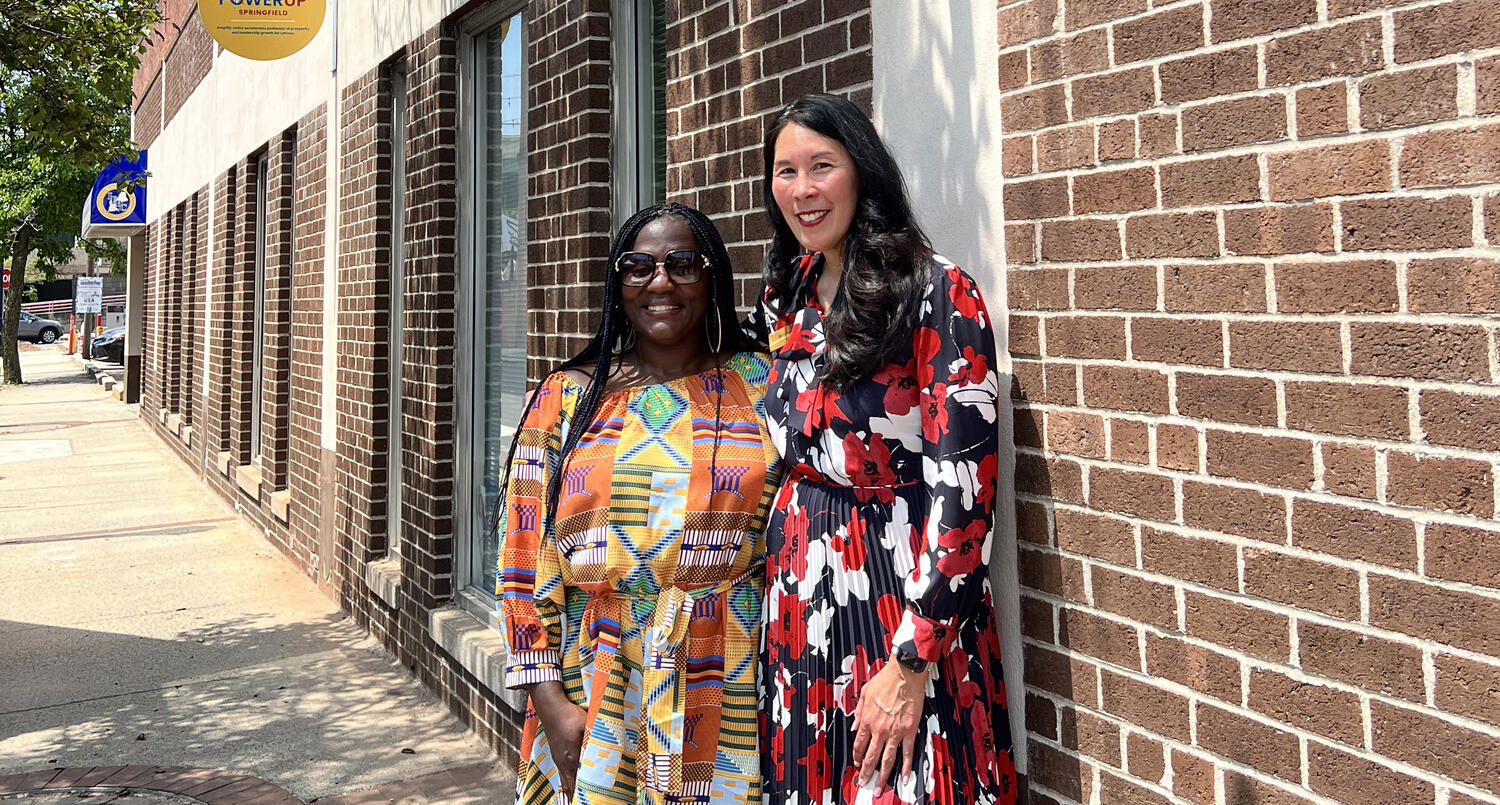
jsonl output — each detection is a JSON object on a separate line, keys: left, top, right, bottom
{"left": 0, "top": 347, "right": 514, "bottom": 804}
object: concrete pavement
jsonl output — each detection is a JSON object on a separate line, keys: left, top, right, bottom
{"left": 0, "top": 346, "right": 514, "bottom": 804}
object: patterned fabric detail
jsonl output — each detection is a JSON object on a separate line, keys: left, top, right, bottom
{"left": 499, "top": 353, "right": 782, "bottom": 805}
{"left": 756, "top": 255, "right": 1019, "bottom": 805}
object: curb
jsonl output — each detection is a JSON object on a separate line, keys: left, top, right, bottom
{"left": 0, "top": 766, "right": 305, "bottom": 804}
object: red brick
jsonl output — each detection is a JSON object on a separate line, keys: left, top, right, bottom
{"left": 1065, "top": 0, "right": 1146, "bottom": 29}
{"left": 1044, "top": 362, "right": 1081, "bottom": 405}
{"left": 1249, "top": 668, "right": 1365, "bottom": 745}
{"left": 1101, "top": 670, "right": 1192, "bottom": 741}
{"left": 1275, "top": 259, "right": 1397, "bottom": 313}
{"left": 1421, "top": 389, "right": 1500, "bottom": 453}
{"left": 997, "top": 0, "right": 1059, "bottom": 47}
{"left": 1011, "top": 314, "right": 1041, "bottom": 356}
{"left": 1160, "top": 45, "right": 1258, "bottom": 105}
{"left": 1155, "top": 424, "right": 1200, "bottom": 472}
{"left": 1055, "top": 507, "right": 1137, "bottom": 565}
{"left": 1206, "top": 430, "right": 1315, "bottom": 489}
{"left": 1091, "top": 468, "right": 1177, "bottom": 522}
{"left": 1160, "top": 155, "right": 1260, "bottom": 208}
{"left": 1361, "top": 64, "right": 1458, "bottom": 130}
{"left": 1265, "top": 18, "right": 1384, "bottom": 86}
{"left": 1480, "top": 54, "right": 1500, "bottom": 114}
{"left": 1072, "top": 67, "right": 1156, "bottom": 119}
{"left": 1267, "top": 140, "right": 1391, "bottom": 201}
{"left": 1230, "top": 316, "right": 1350, "bottom": 373}
{"left": 1184, "top": 591, "right": 1291, "bottom": 662}
{"left": 1177, "top": 373, "right": 1278, "bottom": 427}
{"left": 1008, "top": 267, "right": 1069, "bottom": 310}
{"left": 1005, "top": 176, "right": 1069, "bottom": 221}
{"left": 1320, "top": 442, "right": 1377, "bottom": 500}
{"left": 1244, "top": 547, "right": 1362, "bottom": 619}
{"left": 1401, "top": 124, "right": 1500, "bottom": 189}
{"left": 1060, "top": 707, "right": 1123, "bottom": 766}
{"left": 1210, "top": 0, "right": 1317, "bottom": 43}
{"left": 1131, "top": 317, "right": 1222, "bottom": 367}
{"left": 1427, "top": 523, "right": 1500, "bottom": 590}
{"left": 1223, "top": 203, "right": 1335, "bottom": 256}
{"left": 1060, "top": 608, "right": 1142, "bottom": 669}
{"left": 1002, "top": 84, "right": 1069, "bottom": 131}
{"left": 1094, "top": 567, "right": 1179, "bottom": 631}
{"left": 1298, "top": 620, "right": 1426, "bottom": 701}
{"left": 1490, "top": 192, "right": 1500, "bottom": 242}
{"left": 998, "top": 48, "right": 1029, "bottom": 92}
{"left": 1028, "top": 740, "right": 1094, "bottom": 804}
{"left": 1045, "top": 315, "right": 1128, "bottom": 360}
{"left": 1125, "top": 732, "right": 1166, "bottom": 784}
{"left": 1030, "top": 29, "right": 1110, "bottom": 83}
{"left": 1343, "top": 194, "right": 1473, "bottom": 250}
{"left": 1370, "top": 574, "right": 1500, "bottom": 656}
{"left": 1018, "top": 452, "right": 1086, "bottom": 502}
{"left": 1308, "top": 740, "right": 1435, "bottom": 805}
{"left": 1393, "top": 0, "right": 1500, "bottom": 63}
{"left": 1138, "top": 113, "right": 1179, "bottom": 157}
{"left": 1434, "top": 653, "right": 1500, "bottom": 727}
{"left": 1143, "top": 527, "right": 1239, "bottom": 591}
{"left": 1021, "top": 546, "right": 1091, "bottom": 601}
{"left": 1073, "top": 167, "right": 1156, "bottom": 214}
{"left": 1386, "top": 451, "right": 1494, "bottom": 517}
{"left": 1098, "top": 118, "right": 1136, "bottom": 162}
{"left": 1018, "top": 499, "right": 1050, "bottom": 544}
{"left": 1027, "top": 691, "right": 1059, "bottom": 737}
{"left": 1221, "top": 773, "right": 1317, "bottom": 805}
{"left": 1165, "top": 263, "right": 1267, "bottom": 313}
{"left": 1074, "top": 265, "right": 1158, "bottom": 311}
{"left": 1015, "top": 406, "right": 1045, "bottom": 449}
{"left": 1284, "top": 380, "right": 1409, "bottom": 440}
{"left": 1113, "top": 4, "right": 1204, "bottom": 64}
{"left": 1007, "top": 223, "right": 1038, "bottom": 265}
{"left": 1349, "top": 322, "right": 1491, "bottom": 383}
{"left": 1295, "top": 82, "right": 1350, "bottom": 137}
{"left": 1407, "top": 257, "right": 1500, "bottom": 314}
{"left": 1110, "top": 418, "right": 1151, "bottom": 465}
{"left": 1125, "top": 212, "right": 1219, "bottom": 259}
{"left": 1183, "top": 481, "right": 1287, "bottom": 543}
{"left": 1171, "top": 750, "right": 1217, "bottom": 804}
{"left": 1196, "top": 703, "right": 1301, "bottom": 782}
{"left": 1371, "top": 701, "right": 1500, "bottom": 791}
{"left": 1023, "top": 595, "right": 1056, "bottom": 641}
{"left": 1291, "top": 498, "right": 1419, "bottom": 569}
{"left": 1046, "top": 409, "right": 1107, "bottom": 458}
{"left": 1037, "top": 123, "right": 1095, "bottom": 172}
{"left": 1041, "top": 219, "right": 1123, "bottom": 261}
{"left": 1182, "top": 95, "right": 1288, "bottom": 152}
{"left": 1145, "top": 633, "right": 1242, "bottom": 703}
{"left": 1002, "top": 134, "right": 1034, "bottom": 176}
{"left": 1098, "top": 771, "right": 1172, "bottom": 805}
{"left": 1083, "top": 364, "right": 1170, "bottom": 414}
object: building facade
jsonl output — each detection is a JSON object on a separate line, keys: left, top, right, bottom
{"left": 130, "top": 0, "right": 1498, "bottom": 803}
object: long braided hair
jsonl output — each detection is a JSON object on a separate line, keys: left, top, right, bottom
{"left": 487, "top": 203, "right": 762, "bottom": 541}
{"left": 761, "top": 93, "right": 932, "bottom": 390}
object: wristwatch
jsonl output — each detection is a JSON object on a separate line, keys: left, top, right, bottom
{"left": 894, "top": 647, "right": 929, "bottom": 674}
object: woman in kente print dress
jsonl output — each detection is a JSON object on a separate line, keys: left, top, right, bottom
{"left": 498, "top": 204, "right": 781, "bottom": 805}
{"left": 748, "top": 94, "right": 1018, "bottom": 805}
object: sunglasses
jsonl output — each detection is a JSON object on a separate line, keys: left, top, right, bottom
{"left": 616, "top": 250, "right": 706, "bottom": 287}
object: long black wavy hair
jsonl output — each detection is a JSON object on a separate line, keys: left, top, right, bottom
{"left": 761, "top": 93, "right": 932, "bottom": 390}
{"left": 488, "top": 203, "right": 761, "bottom": 539}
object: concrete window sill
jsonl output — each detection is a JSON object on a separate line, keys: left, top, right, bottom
{"left": 235, "top": 463, "right": 262, "bottom": 501}
{"left": 270, "top": 489, "right": 291, "bottom": 524}
{"left": 428, "top": 605, "right": 525, "bottom": 714}
{"left": 363, "top": 555, "right": 402, "bottom": 610}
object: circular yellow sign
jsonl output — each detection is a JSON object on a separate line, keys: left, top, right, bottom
{"left": 198, "top": 0, "right": 327, "bottom": 61}
{"left": 95, "top": 184, "right": 137, "bottom": 222}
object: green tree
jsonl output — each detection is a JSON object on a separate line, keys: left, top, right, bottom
{"left": 0, "top": 1, "right": 161, "bottom": 383}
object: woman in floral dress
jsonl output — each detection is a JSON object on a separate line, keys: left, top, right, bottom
{"left": 748, "top": 94, "right": 1018, "bottom": 805}
{"left": 498, "top": 203, "right": 781, "bottom": 805}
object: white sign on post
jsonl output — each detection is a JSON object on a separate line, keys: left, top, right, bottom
{"left": 76, "top": 277, "right": 103, "bottom": 314}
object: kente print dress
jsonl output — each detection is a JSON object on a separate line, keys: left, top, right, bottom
{"left": 750, "top": 254, "right": 1018, "bottom": 805}
{"left": 498, "top": 353, "right": 782, "bottom": 805}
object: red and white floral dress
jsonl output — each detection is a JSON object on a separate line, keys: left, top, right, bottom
{"left": 749, "top": 253, "right": 1018, "bottom": 805}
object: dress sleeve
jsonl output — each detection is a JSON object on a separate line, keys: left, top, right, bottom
{"left": 741, "top": 282, "right": 776, "bottom": 343}
{"left": 498, "top": 373, "right": 576, "bottom": 687}
{"left": 891, "top": 262, "right": 1002, "bottom": 663}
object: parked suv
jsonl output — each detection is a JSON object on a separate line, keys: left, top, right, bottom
{"left": 91, "top": 326, "right": 126, "bottom": 364}
{"left": 17, "top": 312, "right": 64, "bottom": 344}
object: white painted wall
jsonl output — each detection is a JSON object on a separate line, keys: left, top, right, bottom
{"left": 871, "top": 0, "right": 1025, "bottom": 773}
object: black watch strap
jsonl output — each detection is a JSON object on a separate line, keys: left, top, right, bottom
{"left": 895, "top": 647, "right": 929, "bottom": 673}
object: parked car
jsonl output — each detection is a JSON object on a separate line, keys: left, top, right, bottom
{"left": 92, "top": 326, "right": 126, "bottom": 364}
{"left": 17, "top": 311, "right": 64, "bottom": 344}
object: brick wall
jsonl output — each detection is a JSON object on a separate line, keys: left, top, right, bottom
{"left": 162, "top": 11, "right": 212, "bottom": 127}
{"left": 1000, "top": 0, "right": 1500, "bottom": 802}
{"left": 289, "top": 103, "right": 328, "bottom": 579}
{"left": 262, "top": 129, "right": 296, "bottom": 492}
{"left": 663, "top": 0, "right": 874, "bottom": 304}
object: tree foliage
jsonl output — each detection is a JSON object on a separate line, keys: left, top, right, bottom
{"left": 0, "top": 0, "right": 162, "bottom": 383}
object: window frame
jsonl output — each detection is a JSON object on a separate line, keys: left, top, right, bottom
{"left": 386, "top": 62, "right": 408, "bottom": 558}
{"left": 250, "top": 156, "right": 268, "bottom": 462}
{"left": 609, "top": 0, "right": 667, "bottom": 230}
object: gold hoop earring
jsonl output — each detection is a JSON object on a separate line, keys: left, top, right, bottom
{"left": 709, "top": 307, "right": 724, "bottom": 354}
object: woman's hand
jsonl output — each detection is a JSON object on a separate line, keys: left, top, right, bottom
{"left": 527, "top": 681, "right": 588, "bottom": 796}
{"left": 850, "top": 656, "right": 928, "bottom": 793}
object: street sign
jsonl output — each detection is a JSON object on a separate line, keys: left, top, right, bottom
{"left": 76, "top": 277, "right": 103, "bottom": 314}
{"left": 2, "top": 265, "right": 9, "bottom": 291}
